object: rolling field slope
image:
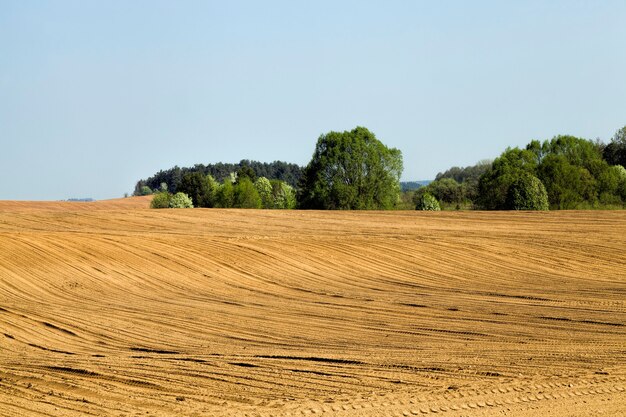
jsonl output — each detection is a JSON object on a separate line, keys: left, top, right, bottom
{"left": 0, "top": 200, "right": 625, "bottom": 416}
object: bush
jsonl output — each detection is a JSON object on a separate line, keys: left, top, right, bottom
{"left": 505, "top": 174, "right": 549, "bottom": 210}
{"left": 150, "top": 192, "right": 171, "bottom": 209}
{"left": 169, "top": 192, "right": 193, "bottom": 208}
{"left": 415, "top": 193, "right": 441, "bottom": 211}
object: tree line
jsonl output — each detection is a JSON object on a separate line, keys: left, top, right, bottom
{"left": 137, "top": 127, "right": 403, "bottom": 210}
{"left": 135, "top": 125, "right": 626, "bottom": 210}
{"left": 149, "top": 170, "right": 297, "bottom": 210}
{"left": 415, "top": 126, "right": 626, "bottom": 210}
{"left": 134, "top": 160, "right": 302, "bottom": 197}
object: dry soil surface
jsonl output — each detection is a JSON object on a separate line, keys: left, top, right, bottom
{"left": 0, "top": 198, "right": 625, "bottom": 416}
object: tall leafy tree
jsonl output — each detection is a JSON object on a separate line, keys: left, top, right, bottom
{"left": 537, "top": 154, "right": 597, "bottom": 209}
{"left": 477, "top": 147, "right": 538, "bottom": 209}
{"left": 540, "top": 135, "right": 606, "bottom": 178}
{"left": 254, "top": 177, "right": 273, "bottom": 208}
{"left": 298, "top": 127, "right": 403, "bottom": 210}
{"left": 215, "top": 180, "right": 235, "bottom": 208}
{"left": 234, "top": 177, "right": 262, "bottom": 208}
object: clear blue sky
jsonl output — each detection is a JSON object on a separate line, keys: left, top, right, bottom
{"left": 1, "top": 1, "right": 625, "bottom": 200}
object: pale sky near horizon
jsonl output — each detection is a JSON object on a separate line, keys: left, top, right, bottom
{"left": 1, "top": 1, "right": 625, "bottom": 200}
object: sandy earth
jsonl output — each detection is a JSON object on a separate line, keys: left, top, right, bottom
{"left": 0, "top": 197, "right": 624, "bottom": 416}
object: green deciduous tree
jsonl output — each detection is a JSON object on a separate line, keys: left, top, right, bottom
{"left": 136, "top": 161, "right": 302, "bottom": 194}
{"left": 537, "top": 154, "right": 597, "bottom": 209}
{"left": 150, "top": 192, "right": 171, "bottom": 209}
{"left": 298, "top": 127, "right": 403, "bottom": 210}
{"left": 598, "top": 165, "right": 624, "bottom": 196}
{"left": 270, "top": 180, "right": 296, "bottom": 209}
{"left": 169, "top": 192, "right": 194, "bottom": 208}
{"left": 505, "top": 174, "right": 549, "bottom": 210}
{"left": 254, "top": 177, "right": 273, "bottom": 208}
{"left": 477, "top": 147, "right": 538, "bottom": 210}
{"left": 541, "top": 135, "right": 606, "bottom": 178}
{"left": 234, "top": 177, "right": 262, "bottom": 208}
{"left": 476, "top": 136, "right": 619, "bottom": 209}
{"left": 420, "top": 178, "right": 466, "bottom": 207}
{"left": 215, "top": 179, "right": 235, "bottom": 208}
{"left": 150, "top": 192, "right": 194, "bottom": 208}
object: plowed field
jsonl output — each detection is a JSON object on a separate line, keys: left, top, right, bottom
{"left": 1, "top": 198, "right": 625, "bottom": 416}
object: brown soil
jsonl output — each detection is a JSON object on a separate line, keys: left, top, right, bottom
{"left": 0, "top": 203, "right": 624, "bottom": 416}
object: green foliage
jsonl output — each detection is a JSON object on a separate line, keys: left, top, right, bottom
{"left": 505, "top": 174, "right": 549, "bottom": 210}
{"left": 133, "top": 181, "right": 154, "bottom": 196}
{"left": 603, "top": 126, "right": 626, "bottom": 167}
{"left": 537, "top": 154, "right": 597, "bottom": 209}
{"left": 416, "top": 178, "right": 466, "bottom": 208}
{"left": 434, "top": 160, "right": 491, "bottom": 206}
{"left": 616, "top": 165, "right": 626, "bottom": 201}
{"left": 169, "top": 192, "right": 194, "bottom": 208}
{"left": 254, "top": 177, "right": 273, "bottom": 208}
{"left": 236, "top": 165, "right": 257, "bottom": 183}
{"left": 475, "top": 134, "right": 626, "bottom": 210}
{"left": 234, "top": 177, "right": 262, "bottom": 208}
{"left": 178, "top": 172, "right": 216, "bottom": 207}
{"left": 415, "top": 193, "right": 441, "bottom": 211}
{"left": 396, "top": 190, "right": 418, "bottom": 210}
{"left": 150, "top": 192, "right": 171, "bottom": 209}
{"left": 209, "top": 176, "right": 295, "bottom": 209}
{"left": 298, "top": 127, "right": 403, "bottom": 210}
{"left": 598, "top": 165, "right": 624, "bottom": 197}
{"left": 215, "top": 179, "right": 235, "bottom": 208}
{"left": 478, "top": 147, "right": 538, "bottom": 210}
{"left": 435, "top": 160, "right": 492, "bottom": 184}
{"left": 136, "top": 160, "right": 302, "bottom": 195}
{"left": 150, "top": 192, "right": 193, "bottom": 208}
{"left": 269, "top": 180, "right": 296, "bottom": 209}
{"left": 541, "top": 135, "right": 606, "bottom": 178}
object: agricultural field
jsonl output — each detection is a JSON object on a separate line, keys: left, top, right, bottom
{"left": 0, "top": 198, "right": 625, "bottom": 416}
